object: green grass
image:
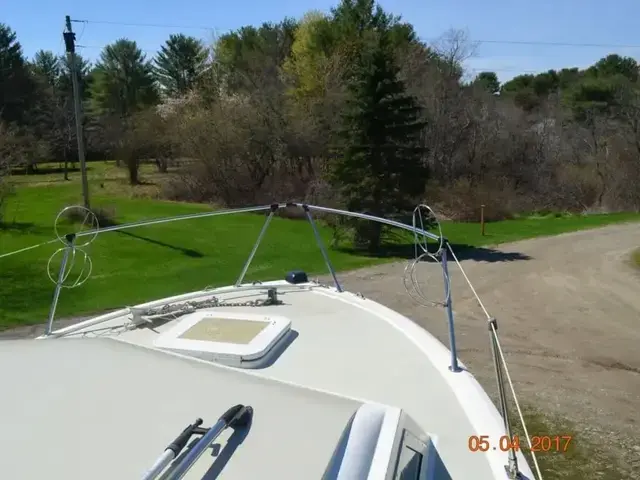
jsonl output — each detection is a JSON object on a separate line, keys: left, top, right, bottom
{"left": 429, "top": 211, "right": 640, "bottom": 247}
{"left": 2, "top": 162, "right": 640, "bottom": 330}
{"left": 0, "top": 185, "right": 384, "bottom": 329}
{"left": 7, "top": 159, "right": 176, "bottom": 199}
{"left": 515, "top": 408, "right": 625, "bottom": 479}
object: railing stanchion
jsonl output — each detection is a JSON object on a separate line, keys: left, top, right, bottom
{"left": 44, "top": 233, "right": 76, "bottom": 336}
{"left": 235, "top": 205, "right": 278, "bottom": 286}
{"left": 302, "top": 204, "right": 343, "bottom": 292}
{"left": 440, "top": 244, "right": 460, "bottom": 372}
{"left": 489, "top": 318, "right": 521, "bottom": 478}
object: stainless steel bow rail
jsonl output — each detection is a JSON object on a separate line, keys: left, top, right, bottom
{"left": 0, "top": 201, "right": 542, "bottom": 479}
{"left": 141, "top": 404, "right": 253, "bottom": 480}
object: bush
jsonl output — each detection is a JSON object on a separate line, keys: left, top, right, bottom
{"left": 428, "top": 178, "right": 528, "bottom": 222}
{"left": 0, "top": 180, "right": 13, "bottom": 225}
{"left": 62, "top": 205, "right": 118, "bottom": 228}
{"left": 168, "top": 94, "right": 326, "bottom": 207}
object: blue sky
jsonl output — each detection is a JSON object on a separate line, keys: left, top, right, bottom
{"left": 4, "top": 0, "right": 640, "bottom": 82}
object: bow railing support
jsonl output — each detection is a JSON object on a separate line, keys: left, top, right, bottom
{"left": 440, "top": 243, "right": 461, "bottom": 372}
{"left": 44, "top": 233, "right": 76, "bottom": 336}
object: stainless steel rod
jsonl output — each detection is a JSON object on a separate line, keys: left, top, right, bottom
{"left": 235, "top": 211, "right": 275, "bottom": 286}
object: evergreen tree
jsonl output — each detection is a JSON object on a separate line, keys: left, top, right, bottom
{"left": 0, "top": 23, "right": 36, "bottom": 125}
{"left": 89, "top": 39, "right": 158, "bottom": 118}
{"left": 330, "top": 29, "right": 427, "bottom": 251}
{"left": 154, "top": 34, "right": 208, "bottom": 96}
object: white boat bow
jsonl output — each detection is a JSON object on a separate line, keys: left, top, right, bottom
{"left": 0, "top": 202, "right": 539, "bottom": 480}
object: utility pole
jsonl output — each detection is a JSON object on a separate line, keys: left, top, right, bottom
{"left": 63, "top": 15, "right": 90, "bottom": 209}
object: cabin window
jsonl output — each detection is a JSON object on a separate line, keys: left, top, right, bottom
{"left": 395, "top": 440, "right": 424, "bottom": 480}
{"left": 394, "top": 430, "right": 426, "bottom": 480}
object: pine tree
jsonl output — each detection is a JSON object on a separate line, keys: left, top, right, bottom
{"left": 330, "top": 29, "right": 427, "bottom": 252}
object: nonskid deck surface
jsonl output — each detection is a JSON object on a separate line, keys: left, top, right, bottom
{"left": 49, "top": 281, "right": 530, "bottom": 478}
{"left": 0, "top": 338, "right": 363, "bottom": 480}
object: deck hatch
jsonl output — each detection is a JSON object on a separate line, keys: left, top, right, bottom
{"left": 178, "top": 317, "right": 268, "bottom": 344}
{"left": 153, "top": 310, "right": 292, "bottom": 368}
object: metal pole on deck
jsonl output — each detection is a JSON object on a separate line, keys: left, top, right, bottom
{"left": 302, "top": 204, "right": 343, "bottom": 292}
{"left": 44, "top": 233, "right": 76, "bottom": 336}
{"left": 235, "top": 204, "right": 277, "bottom": 286}
{"left": 489, "top": 318, "right": 521, "bottom": 478}
{"left": 440, "top": 244, "right": 461, "bottom": 372}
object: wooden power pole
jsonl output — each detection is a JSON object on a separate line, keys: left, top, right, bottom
{"left": 63, "top": 15, "right": 90, "bottom": 209}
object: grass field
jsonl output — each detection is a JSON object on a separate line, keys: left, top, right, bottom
{"left": 512, "top": 406, "right": 627, "bottom": 480}
{"left": 2, "top": 160, "right": 640, "bottom": 331}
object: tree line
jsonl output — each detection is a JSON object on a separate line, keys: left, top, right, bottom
{"left": 2, "top": 0, "right": 640, "bottom": 249}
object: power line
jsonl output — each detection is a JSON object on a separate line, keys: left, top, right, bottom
{"left": 76, "top": 21, "right": 87, "bottom": 43}
{"left": 73, "top": 19, "right": 226, "bottom": 32}
{"left": 77, "top": 44, "right": 159, "bottom": 55}
{"left": 468, "top": 67, "right": 539, "bottom": 74}
{"left": 473, "top": 39, "right": 640, "bottom": 49}
{"left": 71, "top": 18, "right": 640, "bottom": 49}
{"left": 73, "top": 19, "right": 640, "bottom": 50}
{"left": 68, "top": 17, "right": 638, "bottom": 79}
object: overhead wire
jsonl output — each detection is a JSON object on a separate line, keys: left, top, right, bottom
{"left": 473, "top": 39, "right": 640, "bottom": 49}
{"left": 76, "top": 44, "right": 159, "bottom": 56}
{"left": 71, "top": 17, "right": 640, "bottom": 49}
{"left": 59, "top": 17, "right": 640, "bottom": 78}
{"left": 72, "top": 19, "right": 225, "bottom": 32}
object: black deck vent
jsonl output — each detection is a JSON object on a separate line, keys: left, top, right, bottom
{"left": 285, "top": 270, "right": 308, "bottom": 284}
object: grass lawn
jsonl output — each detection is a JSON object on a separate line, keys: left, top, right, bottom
{"left": 514, "top": 407, "right": 625, "bottom": 480}
{"left": 2, "top": 161, "right": 640, "bottom": 330}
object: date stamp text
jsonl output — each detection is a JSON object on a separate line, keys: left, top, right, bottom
{"left": 468, "top": 435, "right": 573, "bottom": 453}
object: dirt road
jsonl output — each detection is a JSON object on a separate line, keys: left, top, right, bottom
{"left": 323, "top": 222, "right": 640, "bottom": 475}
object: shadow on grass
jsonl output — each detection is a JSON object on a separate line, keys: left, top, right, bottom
{"left": 10, "top": 165, "right": 86, "bottom": 176}
{"left": 0, "top": 221, "right": 36, "bottom": 232}
{"left": 116, "top": 230, "right": 204, "bottom": 258}
{"left": 337, "top": 242, "right": 532, "bottom": 263}
{"left": 62, "top": 210, "right": 201, "bottom": 258}
{"left": 0, "top": 221, "right": 52, "bottom": 236}
{"left": 134, "top": 180, "right": 157, "bottom": 186}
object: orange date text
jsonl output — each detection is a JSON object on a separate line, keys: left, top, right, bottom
{"left": 468, "top": 435, "right": 572, "bottom": 453}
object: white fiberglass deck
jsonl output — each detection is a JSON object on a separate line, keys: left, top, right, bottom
{"left": 38, "top": 281, "right": 533, "bottom": 479}
{"left": 0, "top": 339, "right": 364, "bottom": 479}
